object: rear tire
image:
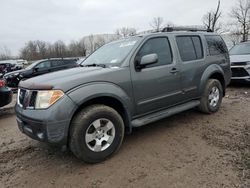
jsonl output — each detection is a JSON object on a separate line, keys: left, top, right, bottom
{"left": 198, "top": 79, "right": 223, "bottom": 114}
{"left": 70, "top": 104, "right": 124, "bottom": 163}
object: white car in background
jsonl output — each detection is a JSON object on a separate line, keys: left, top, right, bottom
{"left": 0, "top": 59, "right": 28, "bottom": 70}
{"left": 230, "top": 42, "right": 250, "bottom": 83}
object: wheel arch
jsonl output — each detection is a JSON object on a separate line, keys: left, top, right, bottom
{"left": 70, "top": 95, "right": 132, "bottom": 132}
{"left": 209, "top": 72, "right": 226, "bottom": 96}
{"left": 66, "top": 82, "right": 134, "bottom": 146}
{"left": 199, "top": 64, "right": 226, "bottom": 96}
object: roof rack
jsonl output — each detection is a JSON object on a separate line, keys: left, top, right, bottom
{"left": 162, "top": 27, "right": 213, "bottom": 33}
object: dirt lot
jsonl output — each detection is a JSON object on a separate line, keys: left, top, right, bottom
{"left": 0, "top": 86, "right": 249, "bottom": 188}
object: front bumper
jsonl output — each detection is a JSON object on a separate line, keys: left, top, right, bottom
{"left": 231, "top": 65, "right": 250, "bottom": 82}
{"left": 15, "top": 95, "right": 77, "bottom": 145}
{"left": 0, "top": 87, "right": 12, "bottom": 107}
{"left": 4, "top": 75, "right": 20, "bottom": 88}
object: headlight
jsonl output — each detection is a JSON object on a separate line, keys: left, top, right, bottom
{"left": 35, "top": 90, "right": 64, "bottom": 109}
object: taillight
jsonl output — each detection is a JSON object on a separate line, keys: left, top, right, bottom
{"left": 0, "top": 80, "right": 5, "bottom": 87}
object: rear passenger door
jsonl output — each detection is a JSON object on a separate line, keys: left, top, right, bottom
{"left": 176, "top": 35, "right": 205, "bottom": 101}
{"left": 50, "top": 60, "right": 65, "bottom": 72}
{"left": 64, "top": 59, "right": 77, "bottom": 68}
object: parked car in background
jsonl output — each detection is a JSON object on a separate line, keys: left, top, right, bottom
{"left": 0, "top": 62, "right": 21, "bottom": 78}
{"left": 17, "top": 59, "right": 28, "bottom": 66}
{"left": 4, "top": 58, "right": 79, "bottom": 88}
{"left": 230, "top": 41, "right": 250, "bottom": 83}
{"left": 16, "top": 27, "right": 231, "bottom": 163}
{"left": 0, "top": 60, "right": 24, "bottom": 70}
{"left": 0, "top": 79, "right": 12, "bottom": 108}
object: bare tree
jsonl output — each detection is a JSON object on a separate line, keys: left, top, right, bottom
{"left": 203, "top": 0, "right": 222, "bottom": 32}
{"left": 53, "top": 40, "right": 67, "bottom": 57}
{"left": 94, "top": 36, "right": 106, "bottom": 49}
{"left": 21, "top": 41, "right": 38, "bottom": 60}
{"left": 224, "top": 23, "right": 242, "bottom": 46}
{"left": 231, "top": 0, "right": 250, "bottom": 42}
{"left": 115, "top": 27, "right": 137, "bottom": 37}
{"left": 78, "top": 40, "right": 87, "bottom": 57}
{"left": 0, "top": 46, "right": 12, "bottom": 60}
{"left": 19, "top": 34, "right": 117, "bottom": 60}
{"left": 150, "top": 17, "right": 164, "bottom": 32}
{"left": 85, "top": 34, "right": 95, "bottom": 54}
{"left": 36, "top": 40, "right": 47, "bottom": 59}
{"left": 68, "top": 40, "right": 87, "bottom": 57}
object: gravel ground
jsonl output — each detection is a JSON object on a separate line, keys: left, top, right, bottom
{"left": 0, "top": 86, "right": 249, "bottom": 188}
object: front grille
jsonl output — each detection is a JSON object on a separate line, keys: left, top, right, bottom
{"left": 29, "top": 91, "right": 37, "bottom": 107}
{"left": 231, "top": 67, "right": 249, "bottom": 77}
{"left": 231, "top": 62, "right": 248, "bottom": 66}
{"left": 18, "top": 89, "right": 37, "bottom": 109}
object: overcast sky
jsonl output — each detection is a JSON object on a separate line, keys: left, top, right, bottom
{"left": 0, "top": 0, "right": 237, "bottom": 56}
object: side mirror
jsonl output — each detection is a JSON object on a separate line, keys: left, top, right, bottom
{"left": 139, "top": 53, "right": 158, "bottom": 68}
{"left": 33, "top": 67, "right": 39, "bottom": 72}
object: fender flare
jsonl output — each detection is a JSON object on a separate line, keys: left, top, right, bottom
{"left": 198, "top": 64, "right": 225, "bottom": 96}
{"left": 67, "top": 82, "right": 134, "bottom": 132}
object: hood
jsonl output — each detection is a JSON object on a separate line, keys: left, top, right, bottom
{"left": 4, "top": 69, "right": 26, "bottom": 77}
{"left": 230, "top": 54, "right": 250, "bottom": 63}
{"left": 19, "top": 67, "right": 122, "bottom": 92}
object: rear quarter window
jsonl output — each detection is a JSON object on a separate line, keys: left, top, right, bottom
{"left": 205, "top": 35, "right": 227, "bottom": 56}
{"left": 63, "top": 59, "right": 77, "bottom": 65}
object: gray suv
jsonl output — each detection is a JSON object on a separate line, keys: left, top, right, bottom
{"left": 15, "top": 28, "right": 231, "bottom": 163}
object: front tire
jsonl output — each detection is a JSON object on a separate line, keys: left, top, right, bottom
{"left": 70, "top": 105, "right": 124, "bottom": 163}
{"left": 198, "top": 79, "right": 223, "bottom": 114}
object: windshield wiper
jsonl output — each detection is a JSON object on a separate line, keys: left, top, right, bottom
{"left": 82, "top": 63, "right": 106, "bottom": 68}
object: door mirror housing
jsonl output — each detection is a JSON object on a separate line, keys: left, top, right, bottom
{"left": 33, "top": 67, "right": 39, "bottom": 72}
{"left": 139, "top": 53, "right": 158, "bottom": 68}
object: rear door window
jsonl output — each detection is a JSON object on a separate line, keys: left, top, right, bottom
{"left": 205, "top": 35, "right": 227, "bottom": 55}
{"left": 192, "top": 36, "right": 203, "bottom": 59}
{"left": 176, "top": 36, "right": 203, "bottom": 62}
{"left": 51, "top": 60, "right": 63, "bottom": 67}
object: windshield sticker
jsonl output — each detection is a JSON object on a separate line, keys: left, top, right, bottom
{"left": 119, "top": 41, "right": 137, "bottom": 48}
{"left": 110, "top": 59, "right": 118, "bottom": 64}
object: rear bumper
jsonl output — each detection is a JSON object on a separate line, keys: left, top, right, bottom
{"left": 15, "top": 95, "right": 77, "bottom": 145}
{"left": 0, "top": 87, "right": 12, "bottom": 107}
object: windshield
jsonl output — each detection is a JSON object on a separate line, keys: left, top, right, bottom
{"left": 230, "top": 43, "right": 250, "bottom": 55}
{"left": 25, "top": 60, "right": 43, "bottom": 69}
{"left": 82, "top": 37, "right": 140, "bottom": 66}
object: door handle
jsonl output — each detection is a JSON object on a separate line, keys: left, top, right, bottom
{"left": 170, "top": 68, "right": 179, "bottom": 74}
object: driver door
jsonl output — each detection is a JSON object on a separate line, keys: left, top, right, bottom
{"left": 32, "top": 60, "right": 51, "bottom": 77}
{"left": 131, "top": 37, "right": 182, "bottom": 115}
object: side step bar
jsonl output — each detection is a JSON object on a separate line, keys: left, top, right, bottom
{"left": 131, "top": 100, "right": 200, "bottom": 127}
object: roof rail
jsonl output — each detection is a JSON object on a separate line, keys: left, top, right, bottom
{"left": 162, "top": 27, "right": 213, "bottom": 33}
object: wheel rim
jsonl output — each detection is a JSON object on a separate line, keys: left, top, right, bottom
{"left": 85, "top": 118, "right": 115, "bottom": 152}
{"left": 208, "top": 86, "right": 220, "bottom": 107}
